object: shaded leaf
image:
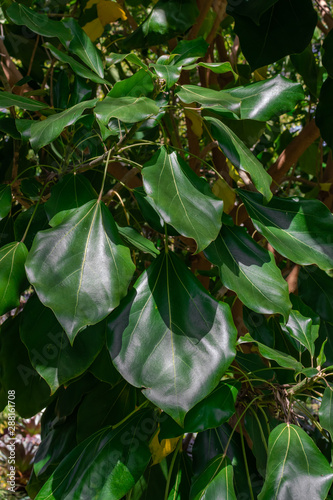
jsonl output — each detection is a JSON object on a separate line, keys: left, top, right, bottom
{"left": 159, "top": 381, "right": 239, "bottom": 439}
{"left": 108, "top": 251, "right": 237, "bottom": 426}
{"left": 0, "top": 241, "right": 28, "bottom": 315}
{"left": 319, "top": 387, "right": 333, "bottom": 441}
{"left": 239, "top": 190, "right": 333, "bottom": 271}
{"left": 258, "top": 424, "right": 333, "bottom": 500}
{"left": 230, "top": 0, "right": 317, "bottom": 71}
{"left": 6, "top": 3, "right": 71, "bottom": 47}
{"left": 35, "top": 409, "right": 156, "bottom": 500}
{"left": 190, "top": 455, "right": 237, "bottom": 500}
{"left": 89, "top": 346, "right": 121, "bottom": 386}
{"left": 44, "top": 43, "right": 109, "bottom": 85}
{"left": 171, "top": 37, "right": 209, "bottom": 66}
{"left": 226, "top": 0, "right": 279, "bottom": 24}
{"left": 30, "top": 99, "right": 98, "bottom": 151}
{"left": 0, "top": 184, "right": 11, "bottom": 220}
{"left": 44, "top": 174, "right": 97, "bottom": 220}
{"left": 316, "top": 77, "right": 333, "bottom": 150}
{"left": 204, "top": 225, "right": 291, "bottom": 319}
{"left": 0, "top": 91, "right": 48, "bottom": 111}
{"left": 20, "top": 295, "right": 105, "bottom": 394}
{"left": 206, "top": 117, "right": 272, "bottom": 202}
{"left": 117, "top": 224, "right": 160, "bottom": 256}
{"left": 239, "top": 333, "right": 303, "bottom": 371}
{"left": 298, "top": 266, "right": 333, "bottom": 322}
{"left": 142, "top": 147, "right": 224, "bottom": 253}
{"left": 14, "top": 205, "right": 49, "bottom": 250}
{"left": 25, "top": 200, "right": 135, "bottom": 342}
{"left": 95, "top": 96, "right": 159, "bottom": 124}
{"left": 0, "top": 317, "right": 52, "bottom": 418}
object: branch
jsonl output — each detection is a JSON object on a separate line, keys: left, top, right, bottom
{"left": 315, "top": 0, "right": 333, "bottom": 31}
{"left": 188, "top": 0, "right": 214, "bottom": 40}
{"left": 268, "top": 119, "right": 320, "bottom": 191}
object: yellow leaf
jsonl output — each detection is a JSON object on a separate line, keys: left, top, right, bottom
{"left": 184, "top": 109, "right": 203, "bottom": 137}
{"left": 212, "top": 178, "right": 236, "bottom": 213}
{"left": 226, "top": 159, "right": 242, "bottom": 182}
{"left": 97, "top": 1, "right": 127, "bottom": 26}
{"left": 83, "top": 18, "right": 104, "bottom": 42}
{"left": 149, "top": 430, "right": 180, "bottom": 465}
{"left": 320, "top": 183, "right": 331, "bottom": 192}
{"left": 86, "top": 0, "right": 99, "bottom": 8}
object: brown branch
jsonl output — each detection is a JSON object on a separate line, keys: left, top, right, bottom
{"left": 315, "top": 0, "right": 333, "bottom": 31}
{"left": 268, "top": 119, "right": 320, "bottom": 191}
{"left": 188, "top": 0, "right": 214, "bottom": 40}
{"left": 206, "top": 0, "right": 227, "bottom": 45}
{"left": 0, "top": 39, "right": 31, "bottom": 95}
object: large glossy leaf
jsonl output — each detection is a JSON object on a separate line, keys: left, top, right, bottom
{"left": 204, "top": 225, "right": 291, "bottom": 320}
{"left": 30, "top": 99, "right": 98, "bottom": 151}
{"left": 0, "top": 91, "right": 48, "bottom": 111}
{"left": 44, "top": 43, "right": 109, "bottom": 85}
{"left": 95, "top": 96, "right": 160, "bottom": 125}
{"left": 0, "top": 317, "right": 52, "bottom": 418}
{"left": 20, "top": 295, "right": 105, "bottom": 394}
{"left": 258, "top": 423, "right": 333, "bottom": 500}
{"left": 223, "top": 75, "right": 304, "bottom": 121}
{"left": 63, "top": 17, "right": 104, "bottom": 78}
{"left": 0, "top": 241, "right": 28, "bottom": 315}
{"left": 0, "top": 184, "right": 11, "bottom": 220}
{"left": 239, "top": 333, "right": 303, "bottom": 371}
{"left": 298, "top": 266, "right": 333, "bottom": 322}
{"left": 108, "top": 251, "right": 237, "bottom": 426}
{"left": 190, "top": 455, "right": 237, "bottom": 500}
{"left": 238, "top": 190, "right": 333, "bottom": 271}
{"left": 206, "top": 117, "right": 272, "bottom": 202}
{"left": 6, "top": 3, "right": 71, "bottom": 47}
{"left": 44, "top": 174, "right": 97, "bottom": 220}
{"left": 159, "top": 381, "right": 239, "bottom": 439}
{"left": 142, "top": 147, "right": 224, "bottom": 253}
{"left": 176, "top": 85, "right": 240, "bottom": 114}
{"left": 230, "top": 0, "right": 317, "bottom": 70}
{"left": 279, "top": 295, "right": 319, "bottom": 357}
{"left": 35, "top": 409, "right": 156, "bottom": 500}
{"left": 25, "top": 200, "right": 135, "bottom": 342}
{"left": 319, "top": 387, "right": 333, "bottom": 441}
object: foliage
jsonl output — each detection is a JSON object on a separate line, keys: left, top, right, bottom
{"left": 0, "top": 0, "right": 333, "bottom": 498}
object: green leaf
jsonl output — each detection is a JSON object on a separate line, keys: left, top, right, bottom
{"left": 0, "top": 184, "right": 11, "bottom": 221}
{"left": 204, "top": 225, "right": 291, "bottom": 320}
{"left": 108, "top": 251, "right": 237, "bottom": 426}
{"left": 133, "top": 186, "right": 179, "bottom": 236}
{"left": 6, "top": 3, "right": 71, "bottom": 47}
{"left": 230, "top": 0, "right": 318, "bottom": 71}
{"left": 20, "top": 295, "right": 105, "bottom": 394}
{"left": 142, "top": 147, "right": 224, "bottom": 253}
{"left": 298, "top": 266, "right": 333, "bottom": 322}
{"left": 323, "top": 30, "right": 333, "bottom": 78}
{"left": 117, "top": 224, "right": 160, "bottom": 257}
{"left": 279, "top": 295, "right": 320, "bottom": 357}
{"left": 0, "top": 241, "right": 28, "bottom": 315}
{"left": 190, "top": 455, "right": 237, "bottom": 500}
{"left": 89, "top": 347, "right": 121, "bottom": 386}
{"left": 222, "top": 75, "right": 304, "bottom": 121}
{"left": 319, "top": 387, "right": 333, "bottom": 441}
{"left": 25, "top": 200, "right": 135, "bottom": 343}
{"left": 291, "top": 45, "right": 322, "bottom": 98}
{"left": 29, "top": 99, "right": 98, "bottom": 151}
{"left": 258, "top": 423, "right": 333, "bottom": 500}
{"left": 108, "top": 69, "right": 154, "bottom": 97}
{"left": 14, "top": 205, "right": 49, "bottom": 250}
{"left": 150, "top": 64, "right": 181, "bottom": 90}
{"left": 95, "top": 96, "right": 159, "bottom": 125}
{"left": 316, "top": 77, "right": 333, "bottom": 149}
{"left": 0, "top": 317, "right": 52, "bottom": 418}
{"left": 35, "top": 409, "right": 156, "bottom": 500}
{"left": 159, "top": 381, "right": 239, "bottom": 439}
{"left": 238, "top": 190, "right": 333, "bottom": 271}
{"left": 44, "top": 43, "right": 109, "bottom": 85}
{"left": 63, "top": 17, "right": 104, "bottom": 78}
{"left": 206, "top": 117, "right": 272, "bottom": 202}
{"left": 0, "top": 91, "right": 49, "bottom": 111}
{"left": 197, "top": 61, "right": 235, "bottom": 76}
{"left": 176, "top": 85, "right": 240, "bottom": 114}
{"left": 120, "top": 0, "right": 199, "bottom": 50}
{"left": 239, "top": 333, "right": 303, "bottom": 371}
{"left": 171, "top": 37, "right": 209, "bottom": 66}
{"left": 44, "top": 174, "right": 97, "bottom": 220}
{"left": 76, "top": 381, "right": 136, "bottom": 443}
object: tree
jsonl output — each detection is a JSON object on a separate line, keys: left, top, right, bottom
{"left": 1, "top": 0, "right": 333, "bottom": 498}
